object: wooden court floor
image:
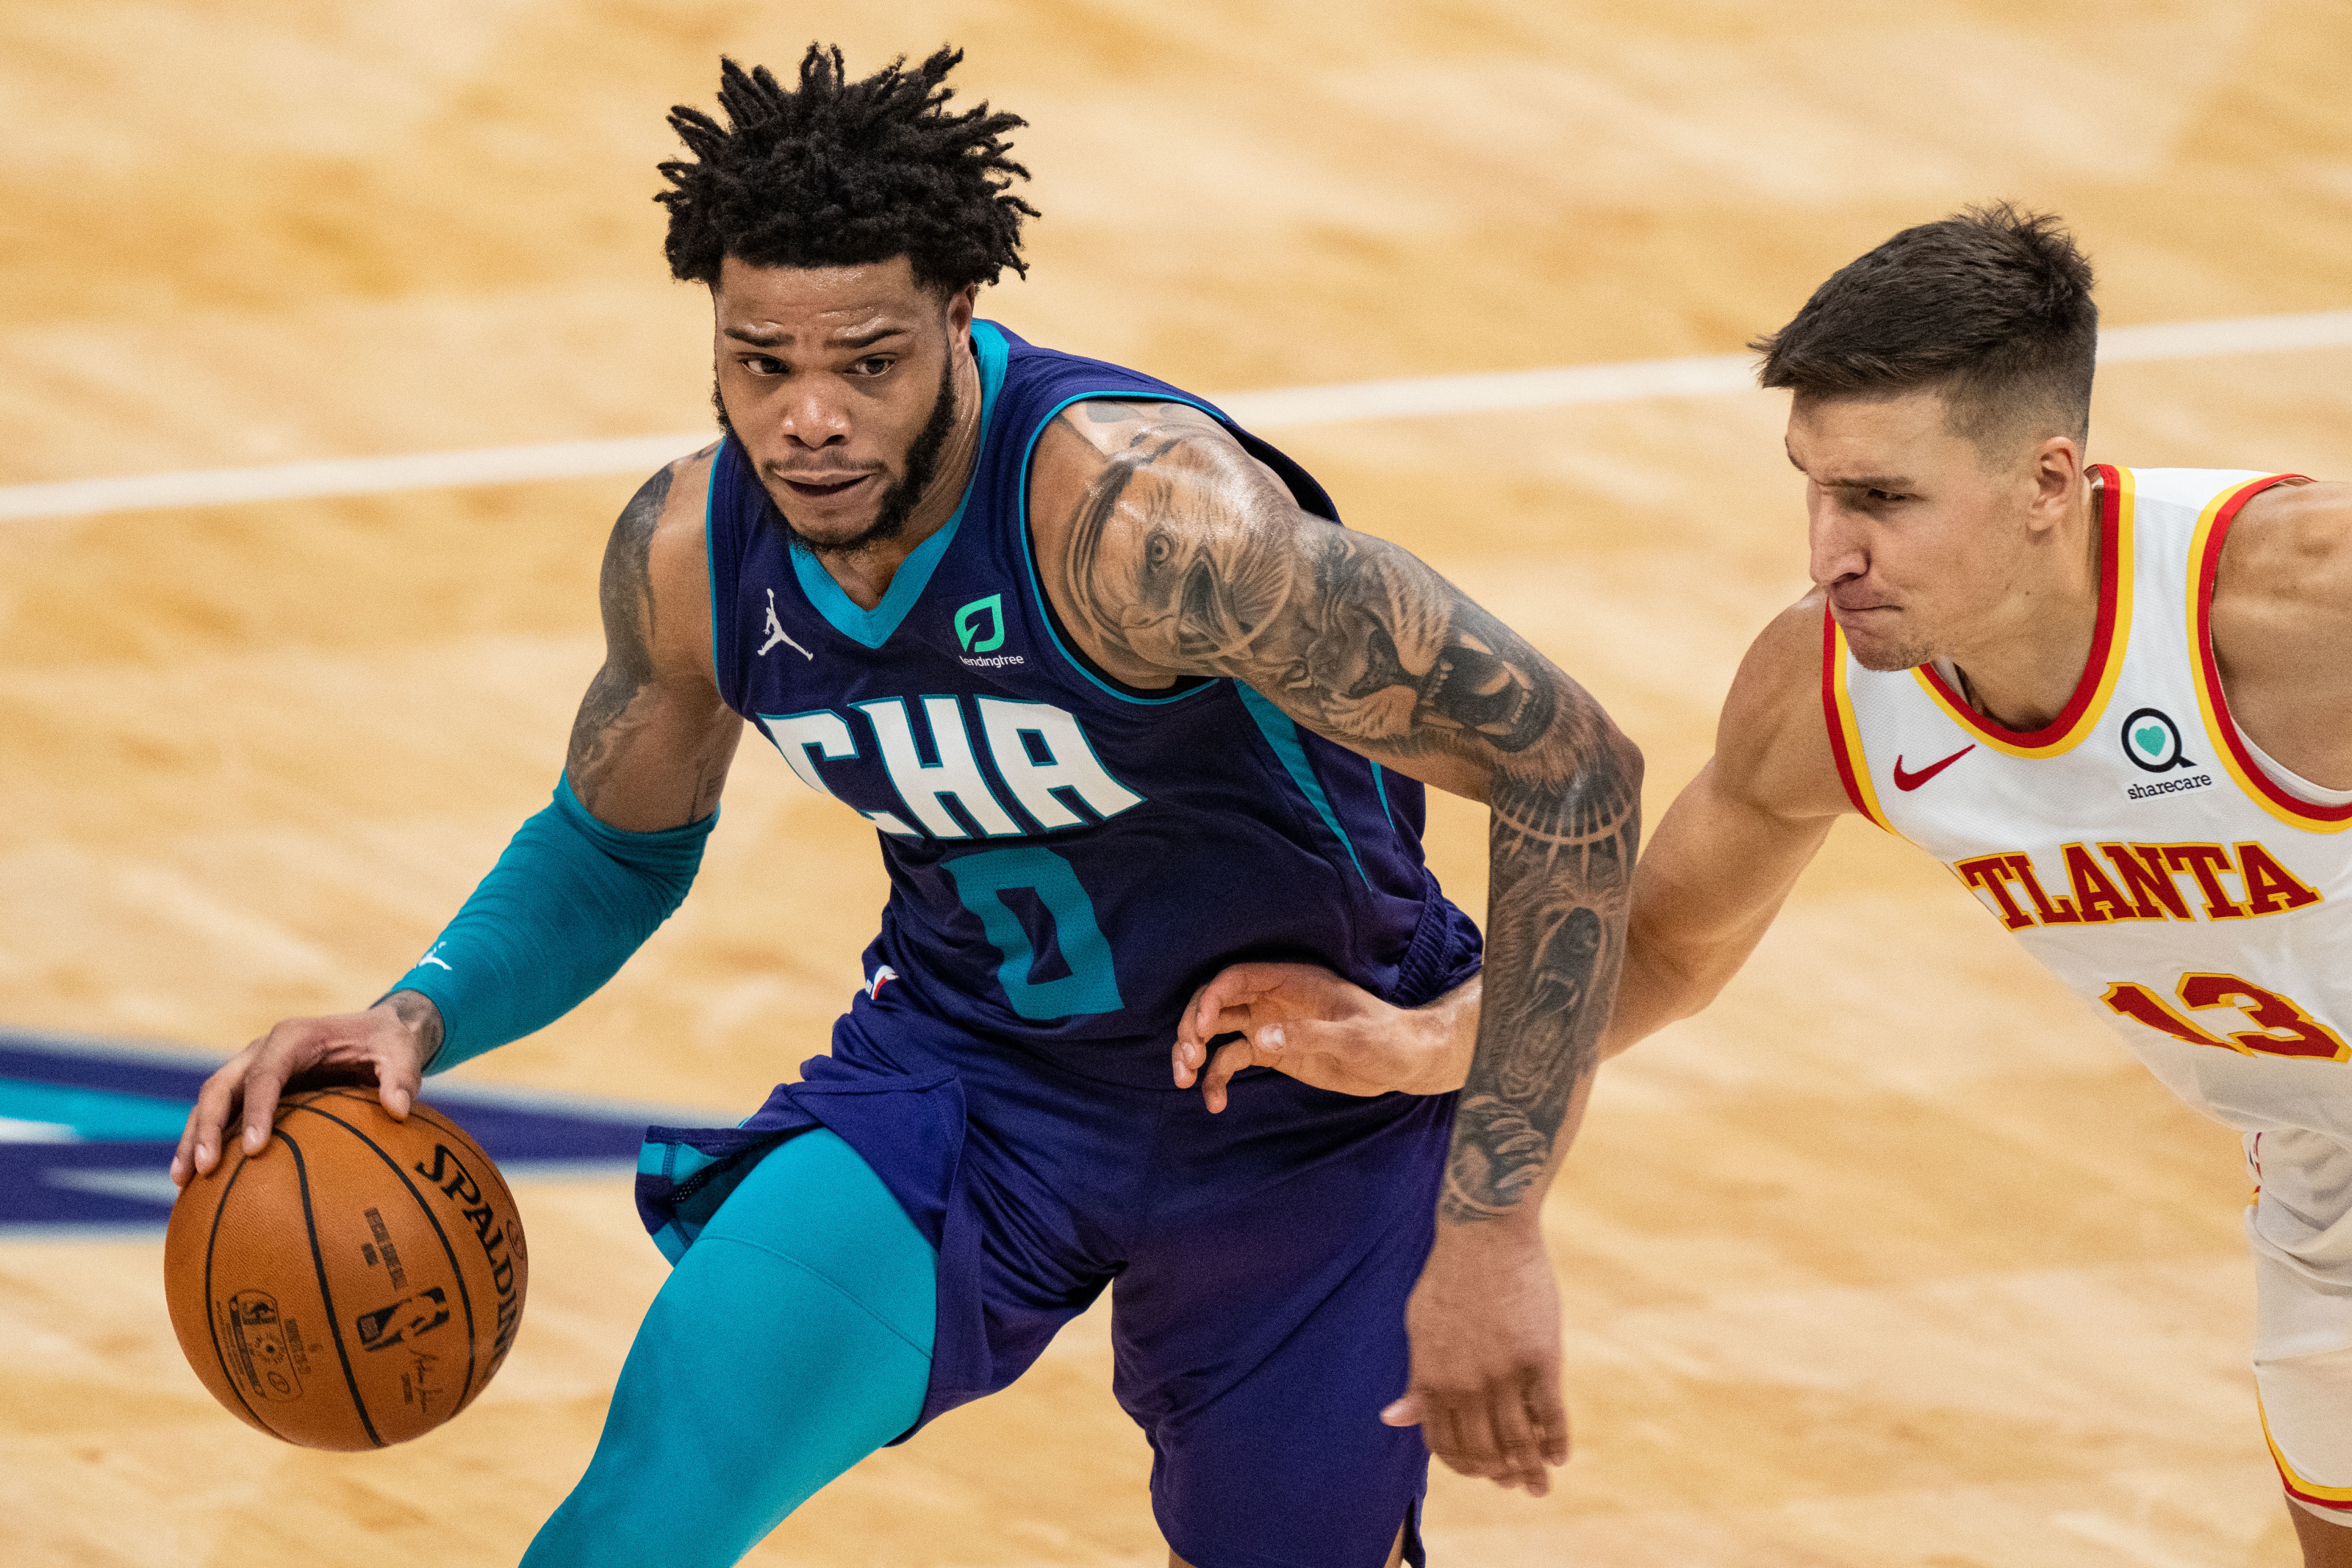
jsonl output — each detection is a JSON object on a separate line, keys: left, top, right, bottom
{"left": 5, "top": 2, "right": 2352, "bottom": 1564}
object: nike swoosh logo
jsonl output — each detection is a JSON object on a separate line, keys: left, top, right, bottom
{"left": 1893, "top": 744, "right": 1976, "bottom": 791}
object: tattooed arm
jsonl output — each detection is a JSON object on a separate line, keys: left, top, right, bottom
{"left": 1030, "top": 400, "right": 1641, "bottom": 1495}
{"left": 564, "top": 450, "right": 742, "bottom": 829}
{"left": 173, "top": 453, "right": 738, "bottom": 1187}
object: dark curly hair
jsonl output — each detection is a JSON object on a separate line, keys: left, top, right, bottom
{"left": 657, "top": 46, "right": 1039, "bottom": 294}
{"left": 1753, "top": 203, "right": 2098, "bottom": 453}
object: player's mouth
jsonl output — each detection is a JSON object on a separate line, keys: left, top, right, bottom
{"left": 777, "top": 472, "right": 876, "bottom": 500}
{"left": 1827, "top": 592, "right": 1898, "bottom": 619}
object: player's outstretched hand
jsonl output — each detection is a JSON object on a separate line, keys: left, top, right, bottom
{"left": 1383, "top": 1223, "right": 1568, "bottom": 1495}
{"left": 169, "top": 993, "right": 443, "bottom": 1187}
{"left": 1172, "top": 962, "right": 1477, "bottom": 1112}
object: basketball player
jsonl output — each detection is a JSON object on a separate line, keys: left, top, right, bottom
{"left": 1175, "top": 205, "right": 2352, "bottom": 1564}
{"left": 166, "top": 46, "right": 1641, "bottom": 1568}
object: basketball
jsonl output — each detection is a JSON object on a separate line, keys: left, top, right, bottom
{"left": 162, "top": 1088, "right": 529, "bottom": 1450}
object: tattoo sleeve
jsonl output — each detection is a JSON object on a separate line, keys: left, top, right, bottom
{"left": 1050, "top": 405, "right": 1641, "bottom": 1223}
{"left": 566, "top": 465, "right": 670, "bottom": 805}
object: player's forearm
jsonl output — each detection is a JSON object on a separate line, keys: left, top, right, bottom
{"left": 1593, "top": 767, "right": 1837, "bottom": 1060}
{"left": 1440, "top": 724, "right": 1643, "bottom": 1230}
{"left": 1414, "top": 896, "right": 1770, "bottom": 1080}
{"left": 1595, "top": 897, "right": 1773, "bottom": 1060}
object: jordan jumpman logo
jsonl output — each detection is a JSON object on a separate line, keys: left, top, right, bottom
{"left": 759, "top": 589, "right": 813, "bottom": 660}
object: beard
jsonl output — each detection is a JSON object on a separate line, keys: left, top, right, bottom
{"left": 714, "top": 356, "right": 960, "bottom": 560}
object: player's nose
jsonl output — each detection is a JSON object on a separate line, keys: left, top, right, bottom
{"left": 777, "top": 386, "right": 852, "bottom": 447}
{"left": 1806, "top": 490, "right": 1871, "bottom": 587}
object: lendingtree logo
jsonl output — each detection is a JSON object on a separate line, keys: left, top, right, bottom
{"left": 955, "top": 594, "right": 1005, "bottom": 653}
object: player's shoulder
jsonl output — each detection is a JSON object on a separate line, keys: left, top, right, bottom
{"left": 1028, "top": 397, "right": 1294, "bottom": 539}
{"left": 1712, "top": 589, "right": 1851, "bottom": 821}
{"left": 2219, "top": 478, "right": 2352, "bottom": 589}
{"left": 649, "top": 442, "right": 720, "bottom": 536}
{"left": 607, "top": 444, "right": 720, "bottom": 640}
{"left": 1036, "top": 397, "right": 1238, "bottom": 478}
{"left": 637, "top": 443, "right": 719, "bottom": 566}
{"left": 2212, "top": 478, "right": 2352, "bottom": 650}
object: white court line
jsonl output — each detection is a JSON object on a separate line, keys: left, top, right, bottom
{"left": 4, "top": 306, "right": 2347, "bottom": 523}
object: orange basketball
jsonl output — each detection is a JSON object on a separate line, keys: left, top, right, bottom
{"left": 163, "top": 1088, "right": 528, "bottom": 1450}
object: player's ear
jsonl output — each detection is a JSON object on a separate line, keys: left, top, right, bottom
{"left": 2023, "top": 434, "right": 2083, "bottom": 528}
{"left": 944, "top": 281, "right": 978, "bottom": 338}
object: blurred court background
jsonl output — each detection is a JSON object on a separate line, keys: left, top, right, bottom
{"left": 4, "top": 1, "right": 2352, "bottom": 1564}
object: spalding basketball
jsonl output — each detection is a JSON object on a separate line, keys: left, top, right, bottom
{"left": 164, "top": 1087, "right": 528, "bottom": 1449}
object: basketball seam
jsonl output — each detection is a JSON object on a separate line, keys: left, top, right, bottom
{"left": 196, "top": 1148, "right": 277, "bottom": 1439}
{"left": 285, "top": 1129, "right": 387, "bottom": 1447}
{"left": 288, "top": 1094, "right": 490, "bottom": 1415}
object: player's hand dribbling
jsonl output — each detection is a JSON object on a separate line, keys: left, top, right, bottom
{"left": 1383, "top": 1223, "right": 1568, "bottom": 1495}
{"left": 1172, "top": 963, "right": 1477, "bottom": 1112}
{"left": 169, "top": 992, "right": 443, "bottom": 1187}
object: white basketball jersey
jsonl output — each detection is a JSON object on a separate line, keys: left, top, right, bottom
{"left": 1827, "top": 466, "right": 2352, "bottom": 1143}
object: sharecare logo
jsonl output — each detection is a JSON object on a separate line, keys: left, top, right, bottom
{"left": 2120, "top": 706, "right": 2195, "bottom": 772}
{"left": 2126, "top": 773, "right": 2214, "bottom": 799}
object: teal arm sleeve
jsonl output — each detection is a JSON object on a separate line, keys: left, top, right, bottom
{"left": 386, "top": 776, "right": 716, "bottom": 1073}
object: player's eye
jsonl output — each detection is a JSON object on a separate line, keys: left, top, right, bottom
{"left": 848, "top": 356, "right": 893, "bottom": 378}
{"left": 741, "top": 355, "right": 784, "bottom": 376}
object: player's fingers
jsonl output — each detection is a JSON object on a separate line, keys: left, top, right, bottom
{"left": 1469, "top": 1398, "right": 1536, "bottom": 1490}
{"left": 180, "top": 1054, "right": 254, "bottom": 1181}
{"left": 376, "top": 1038, "right": 421, "bottom": 1121}
{"left": 1420, "top": 1392, "right": 1491, "bottom": 1481}
{"left": 1527, "top": 1366, "right": 1571, "bottom": 1468}
{"left": 1180, "top": 964, "right": 1274, "bottom": 1046}
{"left": 239, "top": 1060, "right": 289, "bottom": 1155}
{"left": 1380, "top": 1392, "right": 1424, "bottom": 1428}
{"left": 1171, "top": 1035, "right": 1202, "bottom": 1088}
{"left": 237, "top": 1021, "right": 322, "bottom": 1154}
{"left": 1485, "top": 1378, "right": 1552, "bottom": 1495}
{"left": 172, "top": 1072, "right": 220, "bottom": 1184}
{"left": 1199, "top": 1038, "right": 1260, "bottom": 1114}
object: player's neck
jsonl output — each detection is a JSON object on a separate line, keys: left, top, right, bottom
{"left": 813, "top": 343, "right": 986, "bottom": 611}
{"left": 1945, "top": 475, "right": 2105, "bottom": 733}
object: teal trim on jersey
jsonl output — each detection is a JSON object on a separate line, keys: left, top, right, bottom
{"left": 1235, "top": 685, "right": 1369, "bottom": 888}
{"left": 703, "top": 443, "right": 723, "bottom": 691}
{"left": 1014, "top": 390, "right": 1228, "bottom": 707}
{"left": 789, "top": 323, "right": 1011, "bottom": 650}
{"left": 1371, "top": 761, "right": 1396, "bottom": 830}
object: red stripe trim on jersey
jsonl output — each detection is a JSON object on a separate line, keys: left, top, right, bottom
{"left": 2262, "top": 1393, "right": 2352, "bottom": 1506}
{"left": 1819, "top": 606, "right": 1890, "bottom": 831}
{"left": 1909, "top": 464, "right": 2129, "bottom": 758}
{"left": 2187, "top": 474, "right": 2350, "bottom": 832}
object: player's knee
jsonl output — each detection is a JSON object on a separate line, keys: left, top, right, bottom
{"left": 700, "top": 1129, "right": 939, "bottom": 1353}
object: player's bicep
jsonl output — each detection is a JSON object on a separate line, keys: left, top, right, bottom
{"left": 1043, "top": 411, "right": 1629, "bottom": 805}
{"left": 1640, "top": 599, "right": 1851, "bottom": 949}
{"left": 1638, "top": 758, "right": 1832, "bottom": 948}
{"left": 1218, "top": 516, "right": 1621, "bottom": 813}
{"left": 564, "top": 452, "right": 742, "bottom": 830}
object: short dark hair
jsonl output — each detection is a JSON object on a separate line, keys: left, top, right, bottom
{"left": 1752, "top": 203, "right": 2098, "bottom": 453}
{"left": 657, "top": 46, "right": 1039, "bottom": 295}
